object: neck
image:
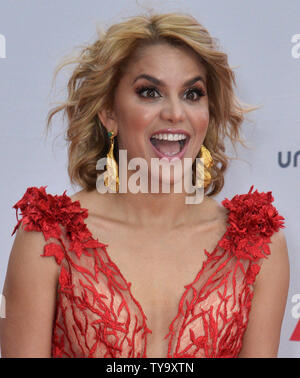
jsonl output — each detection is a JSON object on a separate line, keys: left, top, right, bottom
{"left": 98, "top": 189, "right": 210, "bottom": 231}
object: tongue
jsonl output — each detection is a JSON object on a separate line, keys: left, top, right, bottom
{"left": 154, "top": 140, "right": 181, "bottom": 155}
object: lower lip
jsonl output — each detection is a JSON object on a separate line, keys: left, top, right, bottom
{"left": 149, "top": 137, "right": 190, "bottom": 161}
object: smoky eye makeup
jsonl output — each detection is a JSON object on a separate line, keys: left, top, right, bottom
{"left": 134, "top": 84, "right": 206, "bottom": 101}
{"left": 135, "top": 85, "right": 160, "bottom": 98}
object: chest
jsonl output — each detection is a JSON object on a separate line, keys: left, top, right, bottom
{"left": 84, "top": 217, "right": 228, "bottom": 357}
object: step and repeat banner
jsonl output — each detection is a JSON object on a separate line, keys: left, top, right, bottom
{"left": 0, "top": 0, "right": 299, "bottom": 357}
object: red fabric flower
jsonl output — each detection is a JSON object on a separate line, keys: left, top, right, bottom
{"left": 219, "top": 185, "right": 285, "bottom": 261}
{"left": 12, "top": 186, "right": 105, "bottom": 264}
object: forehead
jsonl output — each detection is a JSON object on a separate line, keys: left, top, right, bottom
{"left": 122, "top": 43, "right": 207, "bottom": 82}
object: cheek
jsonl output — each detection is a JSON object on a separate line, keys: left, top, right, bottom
{"left": 131, "top": 108, "right": 154, "bottom": 131}
{"left": 193, "top": 108, "right": 210, "bottom": 134}
{"left": 119, "top": 103, "right": 154, "bottom": 135}
{"left": 117, "top": 107, "right": 153, "bottom": 154}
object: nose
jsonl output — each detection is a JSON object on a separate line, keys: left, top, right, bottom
{"left": 160, "top": 95, "right": 185, "bottom": 124}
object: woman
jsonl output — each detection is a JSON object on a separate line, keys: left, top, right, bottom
{"left": 0, "top": 12, "right": 289, "bottom": 358}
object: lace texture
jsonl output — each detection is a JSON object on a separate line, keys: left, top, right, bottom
{"left": 11, "top": 185, "right": 285, "bottom": 358}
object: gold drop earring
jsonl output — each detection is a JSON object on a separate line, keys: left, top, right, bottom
{"left": 196, "top": 144, "right": 214, "bottom": 189}
{"left": 104, "top": 131, "right": 119, "bottom": 192}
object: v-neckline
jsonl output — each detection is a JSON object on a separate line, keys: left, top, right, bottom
{"left": 68, "top": 193, "right": 231, "bottom": 356}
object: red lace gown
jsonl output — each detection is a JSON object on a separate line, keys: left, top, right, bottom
{"left": 11, "top": 185, "right": 285, "bottom": 358}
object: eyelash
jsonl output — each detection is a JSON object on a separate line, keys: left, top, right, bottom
{"left": 135, "top": 85, "right": 206, "bottom": 102}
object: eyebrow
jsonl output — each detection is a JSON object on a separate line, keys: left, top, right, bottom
{"left": 132, "top": 74, "right": 206, "bottom": 87}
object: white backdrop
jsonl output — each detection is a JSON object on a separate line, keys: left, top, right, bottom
{"left": 0, "top": 0, "right": 299, "bottom": 357}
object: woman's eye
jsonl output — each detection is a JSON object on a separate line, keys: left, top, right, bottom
{"left": 185, "top": 88, "right": 206, "bottom": 101}
{"left": 136, "top": 86, "right": 160, "bottom": 98}
{"left": 135, "top": 86, "right": 206, "bottom": 101}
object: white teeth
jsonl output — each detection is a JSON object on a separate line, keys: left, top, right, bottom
{"left": 151, "top": 133, "right": 187, "bottom": 141}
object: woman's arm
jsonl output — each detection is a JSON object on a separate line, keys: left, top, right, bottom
{"left": 0, "top": 222, "right": 59, "bottom": 357}
{"left": 238, "top": 229, "right": 290, "bottom": 358}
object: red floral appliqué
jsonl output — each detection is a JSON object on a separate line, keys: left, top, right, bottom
{"left": 220, "top": 185, "right": 285, "bottom": 261}
{"left": 11, "top": 185, "right": 285, "bottom": 358}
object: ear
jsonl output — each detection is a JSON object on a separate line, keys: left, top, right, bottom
{"left": 97, "top": 109, "right": 118, "bottom": 135}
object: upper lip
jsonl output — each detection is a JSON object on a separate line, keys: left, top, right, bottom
{"left": 150, "top": 128, "right": 190, "bottom": 138}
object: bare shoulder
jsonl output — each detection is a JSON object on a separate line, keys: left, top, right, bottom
{"left": 7, "top": 220, "right": 60, "bottom": 283}
{"left": 256, "top": 228, "right": 290, "bottom": 288}
{"left": 237, "top": 229, "right": 290, "bottom": 357}
{"left": 0, "top": 221, "right": 59, "bottom": 357}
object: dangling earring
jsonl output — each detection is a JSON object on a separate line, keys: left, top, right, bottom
{"left": 196, "top": 144, "right": 214, "bottom": 189}
{"left": 104, "top": 131, "right": 119, "bottom": 192}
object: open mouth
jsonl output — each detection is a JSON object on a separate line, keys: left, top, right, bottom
{"left": 149, "top": 133, "right": 189, "bottom": 157}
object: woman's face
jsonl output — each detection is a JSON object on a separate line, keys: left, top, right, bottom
{"left": 99, "top": 42, "right": 210, "bottom": 187}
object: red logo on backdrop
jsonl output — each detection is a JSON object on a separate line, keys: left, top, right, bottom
{"left": 290, "top": 320, "right": 300, "bottom": 341}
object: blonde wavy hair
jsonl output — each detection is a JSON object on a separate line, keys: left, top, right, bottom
{"left": 46, "top": 11, "right": 255, "bottom": 196}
